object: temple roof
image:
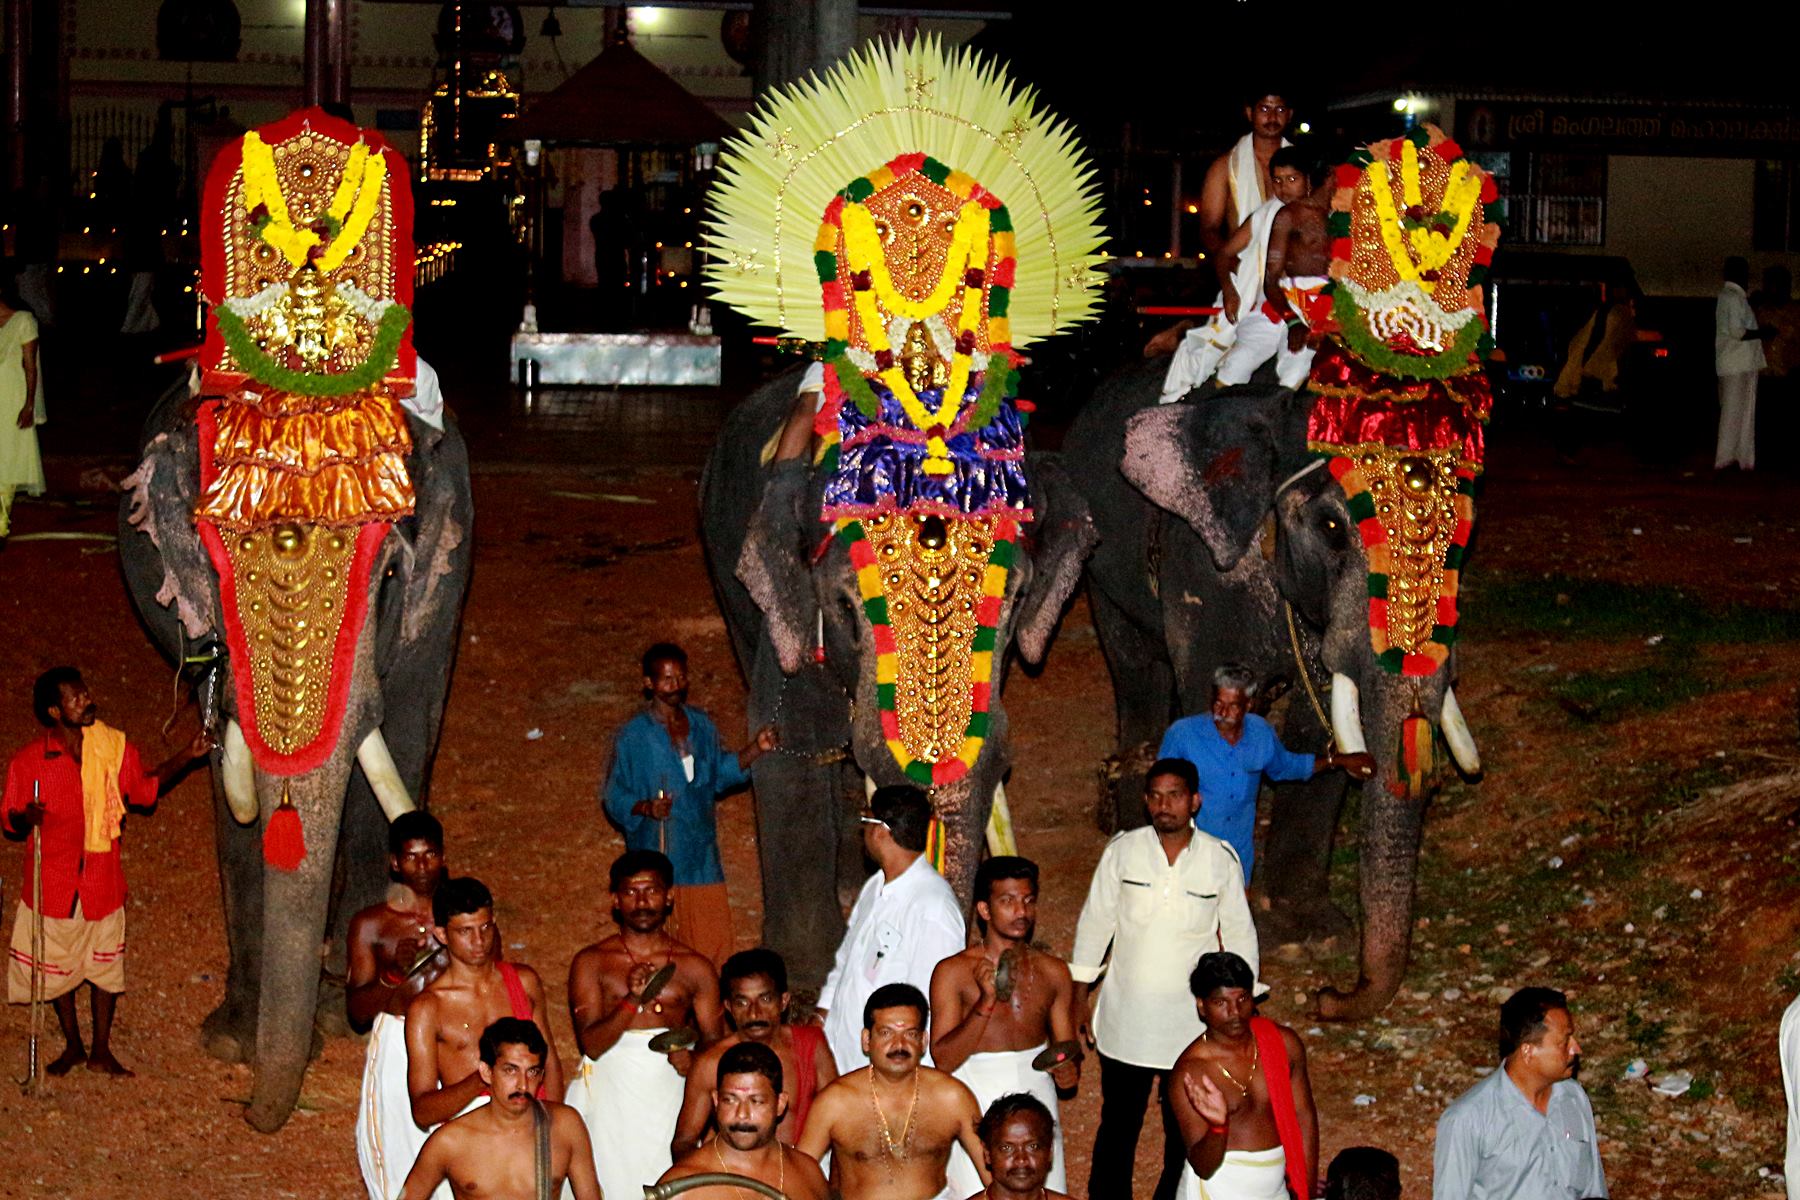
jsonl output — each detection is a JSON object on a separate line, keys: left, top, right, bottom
{"left": 517, "top": 42, "right": 735, "bottom": 147}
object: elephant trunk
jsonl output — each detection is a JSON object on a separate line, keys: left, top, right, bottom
{"left": 243, "top": 748, "right": 355, "bottom": 1131}
{"left": 1316, "top": 769, "right": 1424, "bottom": 1020}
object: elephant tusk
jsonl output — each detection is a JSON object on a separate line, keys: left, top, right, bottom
{"left": 1440, "top": 686, "right": 1482, "bottom": 776}
{"left": 1329, "top": 673, "right": 1368, "bottom": 756}
{"left": 221, "top": 720, "right": 258, "bottom": 825}
{"left": 356, "top": 729, "right": 417, "bottom": 822}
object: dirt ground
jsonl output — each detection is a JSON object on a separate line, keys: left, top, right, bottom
{"left": 2, "top": 403, "right": 1799, "bottom": 1199}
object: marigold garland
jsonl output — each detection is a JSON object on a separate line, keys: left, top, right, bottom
{"left": 1328, "top": 455, "right": 1475, "bottom": 677}
{"left": 215, "top": 301, "right": 411, "bottom": 398}
{"left": 239, "top": 129, "right": 388, "bottom": 272}
{"left": 1328, "top": 286, "right": 1488, "bottom": 380}
{"left": 838, "top": 515, "right": 1017, "bottom": 786}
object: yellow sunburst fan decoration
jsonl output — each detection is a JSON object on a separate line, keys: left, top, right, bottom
{"left": 703, "top": 36, "right": 1107, "bottom": 345}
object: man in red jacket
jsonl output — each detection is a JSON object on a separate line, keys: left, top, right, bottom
{"left": 5, "top": 667, "right": 209, "bottom": 1075}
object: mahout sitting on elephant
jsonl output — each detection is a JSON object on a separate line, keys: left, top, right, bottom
{"left": 698, "top": 38, "right": 1106, "bottom": 984}
{"left": 118, "top": 108, "right": 472, "bottom": 1129}
{"left": 1067, "top": 126, "right": 1496, "bottom": 1019}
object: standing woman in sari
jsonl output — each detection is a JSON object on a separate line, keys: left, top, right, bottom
{"left": 0, "top": 281, "right": 44, "bottom": 543}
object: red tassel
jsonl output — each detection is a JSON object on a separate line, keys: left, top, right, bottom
{"left": 263, "top": 787, "right": 306, "bottom": 871}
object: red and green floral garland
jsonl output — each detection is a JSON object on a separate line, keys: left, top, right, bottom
{"left": 814, "top": 153, "right": 1020, "bottom": 434}
{"left": 1328, "top": 455, "right": 1475, "bottom": 678}
{"left": 837, "top": 514, "right": 1017, "bottom": 787}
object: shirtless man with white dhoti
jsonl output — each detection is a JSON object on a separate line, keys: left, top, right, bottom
{"left": 932, "top": 857, "right": 1079, "bottom": 1198}
{"left": 348, "top": 812, "right": 448, "bottom": 1200}
{"left": 800, "top": 984, "right": 989, "bottom": 1200}
{"left": 1171, "top": 953, "right": 1317, "bottom": 1200}
{"left": 566, "top": 849, "right": 725, "bottom": 1200}
{"left": 1216, "top": 161, "right": 1332, "bottom": 390}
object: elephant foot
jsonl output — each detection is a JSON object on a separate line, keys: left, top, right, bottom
{"left": 1315, "top": 978, "right": 1400, "bottom": 1022}
{"left": 244, "top": 1101, "right": 294, "bottom": 1134}
{"left": 201, "top": 1003, "right": 253, "bottom": 1064}
{"left": 1254, "top": 896, "right": 1355, "bottom": 948}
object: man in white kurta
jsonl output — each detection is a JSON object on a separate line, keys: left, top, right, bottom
{"left": 817, "top": 785, "right": 966, "bottom": 1074}
{"left": 1071, "top": 758, "right": 1259, "bottom": 1200}
{"left": 1716, "top": 256, "right": 1771, "bottom": 470}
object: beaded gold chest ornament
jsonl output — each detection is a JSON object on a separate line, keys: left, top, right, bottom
{"left": 1304, "top": 126, "right": 1502, "bottom": 797}
{"left": 704, "top": 39, "right": 1104, "bottom": 811}
{"left": 190, "top": 109, "right": 419, "bottom": 863}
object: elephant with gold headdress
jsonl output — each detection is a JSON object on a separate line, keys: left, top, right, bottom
{"left": 699, "top": 39, "right": 1106, "bottom": 983}
{"left": 1068, "top": 126, "right": 1498, "bottom": 1019}
{"left": 118, "top": 109, "right": 471, "bottom": 1129}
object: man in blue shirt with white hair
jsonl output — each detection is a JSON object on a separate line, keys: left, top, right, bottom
{"left": 1157, "top": 663, "right": 1372, "bottom": 882}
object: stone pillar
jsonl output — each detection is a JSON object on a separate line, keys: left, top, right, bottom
{"left": 752, "top": 0, "right": 855, "bottom": 96}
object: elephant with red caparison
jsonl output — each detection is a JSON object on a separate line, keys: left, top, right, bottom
{"left": 118, "top": 371, "right": 471, "bottom": 1130}
{"left": 1066, "top": 364, "right": 1482, "bottom": 1020}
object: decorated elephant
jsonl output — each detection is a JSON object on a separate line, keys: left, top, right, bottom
{"left": 1068, "top": 126, "right": 1498, "bottom": 1019}
{"left": 117, "top": 109, "right": 471, "bottom": 1129}
{"left": 697, "top": 39, "right": 1106, "bottom": 984}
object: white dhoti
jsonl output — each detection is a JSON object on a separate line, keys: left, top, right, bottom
{"left": 1216, "top": 275, "right": 1329, "bottom": 390}
{"left": 565, "top": 1028, "right": 686, "bottom": 1200}
{"left": 943, "top": 1045, "right": 1066, "bottom": 1199}
{"left": 1180, "top": 1147, "right": 1288, "bottom": 1200}
{"left": 356, "top": 1012, "right": 428, "bottom": 1200}
{"left": 1161, "top": 199, "right": 1284, "bottom": 404}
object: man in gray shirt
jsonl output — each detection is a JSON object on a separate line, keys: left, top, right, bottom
{"left": 1433, "top": 987, "right": 1608, "bottom": 1200}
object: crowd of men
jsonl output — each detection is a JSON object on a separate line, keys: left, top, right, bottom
{"left": 5, "top": 648, "right": 1614, "bottom": 1200}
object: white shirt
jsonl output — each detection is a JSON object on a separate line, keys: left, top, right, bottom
{"left": 1069, "top": 826, "right": 1258, "bottom": 1070}
{"left": 1783, "top": 993, "right": 1800, "bottom": 1200}
{"left": 1716, "top": 282, "right": 1767, "bottom": 376}
{"left": 818, "top": 855, "right": 966, "bottom": 1073}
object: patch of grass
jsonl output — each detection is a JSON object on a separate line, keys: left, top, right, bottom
{"left": 1624, "top": 1009, "right": 1670, "bottom": 1057}
{"left": 1477, "top": 573, "right": 1800, "bottom": 643}
{"left": 1549, "top": 659, "right": 1717, "bottom": 724}
{"left": 1687, "top": 1075, "right": 1716, "bottom": 1101}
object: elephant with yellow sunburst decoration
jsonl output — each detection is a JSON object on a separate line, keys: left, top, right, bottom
{"left": 699, "top": 37, "right": 1106, "bottom": 977}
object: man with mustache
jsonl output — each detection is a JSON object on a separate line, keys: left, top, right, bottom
{"left": 4, "top": 666, "right": 210, "bottom": 1076}
{"left": 407, "top": 878, "right": 563, "bottom": 1134}
{"left": 933, "top": 857, "right": 1079, "bottom": 1198}
{"left": 1432, "top": 987, "right": 1607, "bottom": 1200}
{"left": 602, "top": 642, "right": 777, "bottom": 966}
{"left": 976, "top": 1094, "right": 1070, "bottom": 1200}
{"left": 350, "top": 810, "right": 449, "bottom": 1200}
{"left": 1171, "top": 952, "right": 1317, "bottom": 1200}
{"left": 400, "top": 1018, "right": 601, "bottom": 1200}
{"left": 673, "top": 947, "right": 838, "bottom": 1155}
{"left": 659, "top": 1041, "right": 831, "bottom": 1200}
{"left": 800, "top": 983, "right": 988, "bottom": 1200}
{"left": 567, "top": 849, "right": 725, "bottom": 1200}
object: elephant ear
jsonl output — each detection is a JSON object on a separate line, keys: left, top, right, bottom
{"left": 119, "top": 374, "right": 220, "bottom": 644}
{"left": 1121, "top": 388, "right": 1287, "bottom": 572}
{"left": 1014, "top": 455, "right": 1098, "bottom": 665}
{"left": 736, "top": 459, "right": 820, "bottom": 676}
{"left": 393, "top": 411, "right": 473, "bottom": 650}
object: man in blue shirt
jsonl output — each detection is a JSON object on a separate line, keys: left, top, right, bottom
{"left": 602, "top": 642, "right": 777, "bottom": 966}
{"left": 1157, "top": 663, "right": 1372, "bottom": 883}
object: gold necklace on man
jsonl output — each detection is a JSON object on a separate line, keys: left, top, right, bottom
{"left": 869, "top": 1069, "right": 921, "bottom": 1159}
{"left": 713, "top": 1137, "right": 784, "bottom": 1198}
{"left": 1202, "top": 1029, "right": 1258, "bottom": 1097}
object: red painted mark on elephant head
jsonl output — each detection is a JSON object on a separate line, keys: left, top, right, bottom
{"left": 1203, "top": 447, "right": 1245, "bottom": 485}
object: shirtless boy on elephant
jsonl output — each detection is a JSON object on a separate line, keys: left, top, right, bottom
{"left": 401, "top": 1018, "right": 600, "bottom": 1200}
{"left": 407, "top": 877, "right": 563, "bottom": 1131}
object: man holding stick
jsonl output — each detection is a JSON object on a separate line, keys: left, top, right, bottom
{"left": 4, "top": 667, "right": 209, "bottom": 1077}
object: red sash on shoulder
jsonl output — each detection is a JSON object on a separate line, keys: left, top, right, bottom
{"left": 1251, "top": 1016, "right": 1309, "bottom": 1200}
{"left": 496, "top": 962, "right": 547, "bottom": 1099}
{"left": 789, "top": 1024, "right": 824, "bottom": 1135}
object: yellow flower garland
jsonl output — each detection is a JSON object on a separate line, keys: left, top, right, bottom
{"left": 841, "top": 201, "right": 988, "bottom": 321}
{"left": 238, "top": 131, "right": 387, "bottom": 273}
{"left": 840, "top": 199, "right": 993, "bottom": 473}
{"left": 1369, "top": 151, "right": 1482, "bottom": 291}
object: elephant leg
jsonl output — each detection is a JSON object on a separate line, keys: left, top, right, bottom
{"left": 1255, "top": 772, "right": 1353, "bottom": 946}
{"left": 1089, "top": 586, "right": 1173, "bottom": 833}
{"left": 204, "top": 768, "right": 263, "bottom": 1064}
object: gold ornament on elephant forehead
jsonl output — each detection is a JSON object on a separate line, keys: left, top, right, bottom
{"left": 867, "top": 511, "right": 994, "bottom": 764}
{"left": 1360, "top": 447, "right": 1458, "bottom": 656}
